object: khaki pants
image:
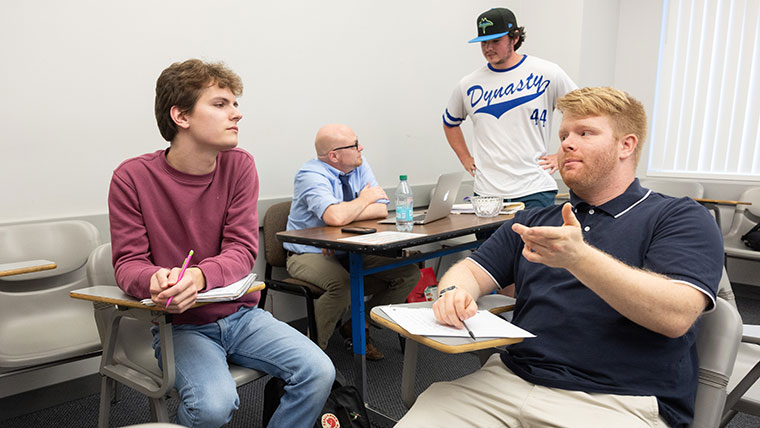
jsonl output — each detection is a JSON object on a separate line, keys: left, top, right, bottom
{"left": 396, "top": 354, "right": 671, "bottom": 428}
{"left": 286, "top": 252, "right": 419, "bottom": 349}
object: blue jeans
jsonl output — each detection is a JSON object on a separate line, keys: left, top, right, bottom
{"left": 505, "top": 190, "right": 558, "bottom": 209}
{"left": 474, "top": 190, "right": 558, "bottom": 210}
{"left": 152, "top": 306, "right": 335, "bottom": 428}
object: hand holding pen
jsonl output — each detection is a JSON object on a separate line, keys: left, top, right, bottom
{"left": 166, "top": 250, "right": 194, "bottom": 308}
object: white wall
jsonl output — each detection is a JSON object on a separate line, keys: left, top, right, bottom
{"left": 1, "top": 0, "right": 601, "bottom": 224}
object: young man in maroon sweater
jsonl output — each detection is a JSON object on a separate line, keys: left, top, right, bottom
{"left": 108, "top": 59, "right": 334, "bottom": 428}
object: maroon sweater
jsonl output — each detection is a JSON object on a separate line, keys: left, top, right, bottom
{"left": 108, "top": 148, "right": 260, "bottom": 325}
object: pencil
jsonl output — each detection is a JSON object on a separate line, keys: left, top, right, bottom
{"left": 166, "top": 249, "right": 193, "bottom": 308}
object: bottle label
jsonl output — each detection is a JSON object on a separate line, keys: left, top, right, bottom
{"left": 396, "top": 206, "right": 413, "bottom": 222}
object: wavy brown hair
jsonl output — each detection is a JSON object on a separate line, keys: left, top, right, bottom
{"left": 154, "top": 59, "right": 243, "bottom": 142}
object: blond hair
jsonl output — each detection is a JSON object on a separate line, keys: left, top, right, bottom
{"left": 154, "top": 59, "right": 243, "bottom": 142}
{"left": 557, "top": 87, "right": 647, "bottom": 164}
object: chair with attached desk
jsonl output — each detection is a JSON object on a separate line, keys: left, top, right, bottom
{"left": 723, "top": 187, "right": 760, "bottom": 272}
{"left": 82, "top": 243, "right": 266, "bottom": 427}
{"left": 372, "top": 269, "right": 744, "bottom": 428}
{"left": 258, "top": 201, "right": 324, "bottom": 343}
{"left": 371, "top": 293, "right": 517, "bottom": 409}
{"left": 0, "top": 220, "right": 102, "bottom": 385}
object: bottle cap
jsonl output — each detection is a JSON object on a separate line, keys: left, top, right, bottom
{"left": 400, "top": 175, "right": 407, "bottom": 180}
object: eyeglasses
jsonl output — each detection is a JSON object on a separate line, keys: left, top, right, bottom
{"left": 330, "top": 141, "right": 359, "bottom": 152}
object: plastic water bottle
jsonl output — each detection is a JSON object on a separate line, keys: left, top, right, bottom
{"left": 395, "top": 175, "right": 414, "bottom": 232}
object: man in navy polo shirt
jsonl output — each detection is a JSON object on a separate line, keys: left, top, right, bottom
{"left": 397, "top": 87, "right": 723, "bottom": 428}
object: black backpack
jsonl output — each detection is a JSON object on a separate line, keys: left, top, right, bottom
{"left": 742, "top": 223, "right": 760, "bottom": 251}
{"left": 262, "top": 373, "right": 370, "bottom": 428}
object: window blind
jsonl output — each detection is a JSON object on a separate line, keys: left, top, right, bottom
{"left": 648, "top": 0, "right": 760, "bottom": 181}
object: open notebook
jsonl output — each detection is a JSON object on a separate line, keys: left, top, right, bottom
{"left": 140, "top": 273, "right": 259, "bottom": 306}
{"left": 381, "top": 306, "right": 534, "bottom": 339}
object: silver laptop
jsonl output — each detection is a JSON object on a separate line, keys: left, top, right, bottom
{"left": 379, "top": 172, "right": 464, "bottom": 225}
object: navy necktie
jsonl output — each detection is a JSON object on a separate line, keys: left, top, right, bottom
{"left": 339, "top": 175, "right": 354, "bottom": 202}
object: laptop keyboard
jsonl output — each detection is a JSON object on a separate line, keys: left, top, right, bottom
{"left": 413, "top": 214, "right": 425, "bottom": 222}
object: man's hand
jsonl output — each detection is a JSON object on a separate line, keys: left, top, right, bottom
{"left": 358, "top": 183, "right": 387, "bottom": 203}
{"left": 432, "top": 287, "right": 478, "bottom": 329}
{"left": 511, "top": 203, "right": 588, "bottom": 269}
{"left": 149, "top": 268, "right": 172, "bottom": 301}
{"left": 538, "top": 152, "right": 559, "bottom": 174}
{"left": 151, "top": 267, "right": 206, "bottom": 313}
{"left": 461, "top": 155, "right": 477, "bottom": 177}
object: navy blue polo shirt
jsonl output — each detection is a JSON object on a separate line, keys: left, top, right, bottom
{"left": 469, "top": 179, "right": 723, "bottom": 428}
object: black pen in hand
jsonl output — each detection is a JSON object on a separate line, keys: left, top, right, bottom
{"left": 463, "top": 319, "right": 476, "bottom": 341}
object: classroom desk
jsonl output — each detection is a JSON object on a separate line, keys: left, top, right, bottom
{"left": 70, "top": 282, "right": 265, "bottom": 310}
{"left": 0, "top": 259, "right": 57, "bottom": 277}
{"left": 276, "top": 212, "right": 514, "bottom": 402}
{"left": 371, "top": 296, "right": 521, "bottom": 409}
{"left": 694, "top": 198, "right": 751, "bottom": 206}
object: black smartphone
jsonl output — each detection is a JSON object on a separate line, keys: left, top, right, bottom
{"left": 341, "top": 226, "right": 377, "bottom": 234}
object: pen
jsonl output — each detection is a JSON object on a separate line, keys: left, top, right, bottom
{"left": 463, "top": 319, "right": 476, "bottom": 341}
{"left": 166, "top": 249, "right": 193, "bottom": 308}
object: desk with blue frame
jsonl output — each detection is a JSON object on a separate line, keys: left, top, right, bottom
{"left": 275, "top": 212, "right": 514, "bottom": 409}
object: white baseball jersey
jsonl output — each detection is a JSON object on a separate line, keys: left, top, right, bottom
{"left": 444, "top": 55, "right": 577, "bottom": 198}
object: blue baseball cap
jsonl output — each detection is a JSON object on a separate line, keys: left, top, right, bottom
{"left": 468, "top": 8, "right": 518, "bottom": 43}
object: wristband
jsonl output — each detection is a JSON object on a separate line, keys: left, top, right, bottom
{"left": 438, "top": 285, "right": 457, "bottom": 297}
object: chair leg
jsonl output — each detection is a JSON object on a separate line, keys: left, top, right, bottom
{"left": 149, "top": 397, "right": 171, "bottom": 422}
{"left": 306, "top": 295, "right": 319, "bottom": 345}
{"left": 111, "top": 379, "right": 121, "bottom": 404}
{"left": 98, "top": 375, "right": 112, "bottom": 428}
{"left": 401, "top": 339, "right": 420, "bottom": 409}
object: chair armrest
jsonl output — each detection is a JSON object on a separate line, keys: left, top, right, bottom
{"left": 264, "top": 278, "right": 318, "bottom": 298}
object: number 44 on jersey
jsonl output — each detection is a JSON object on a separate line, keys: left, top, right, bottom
{"left": 530, "top": 109, "right": 547, "bottom": 127}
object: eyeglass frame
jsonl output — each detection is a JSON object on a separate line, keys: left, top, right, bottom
{"left": 330, "top": 141, "right": 359, "bottom": 152}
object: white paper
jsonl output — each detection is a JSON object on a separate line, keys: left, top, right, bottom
{"left": 141, "top": 273, "right": 259, "bottom": 306}
{"left": 382, "top": 306, "right": 534, "bottom": 339}
{"left": 338, "top": 231, "right": 427, "bottom": 245}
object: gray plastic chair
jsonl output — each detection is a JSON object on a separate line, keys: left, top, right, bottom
{"left": 640, "top": 177, "right": 724, "bottom": 229}
{"left": 715, "top": 259, "right": 760, "bottom": 427}
{"left": 723, "top": 187, "right": 760, "bottom": 267}
{"left": 639, "top": 178, "right": 705, "bottom": 199}
{"left": 87, "top": 243, "right": 265, "bottom": 427}
{"left": 0, "top": 220, "right": 101, "bottom": 379}
{"left": 691, "top": 268, "right": 743, "bottom": 428}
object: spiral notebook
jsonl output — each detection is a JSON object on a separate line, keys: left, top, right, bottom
{"left": 140, "top": 273, "right": 259, "bottom": 306}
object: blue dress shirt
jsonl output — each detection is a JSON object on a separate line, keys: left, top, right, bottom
{"left": 284, "top": 158, "right": 388, "bottom": 254}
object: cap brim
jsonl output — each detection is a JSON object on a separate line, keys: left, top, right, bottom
{"left": 468, "top": 31, "right": 509, "bottom": 43}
